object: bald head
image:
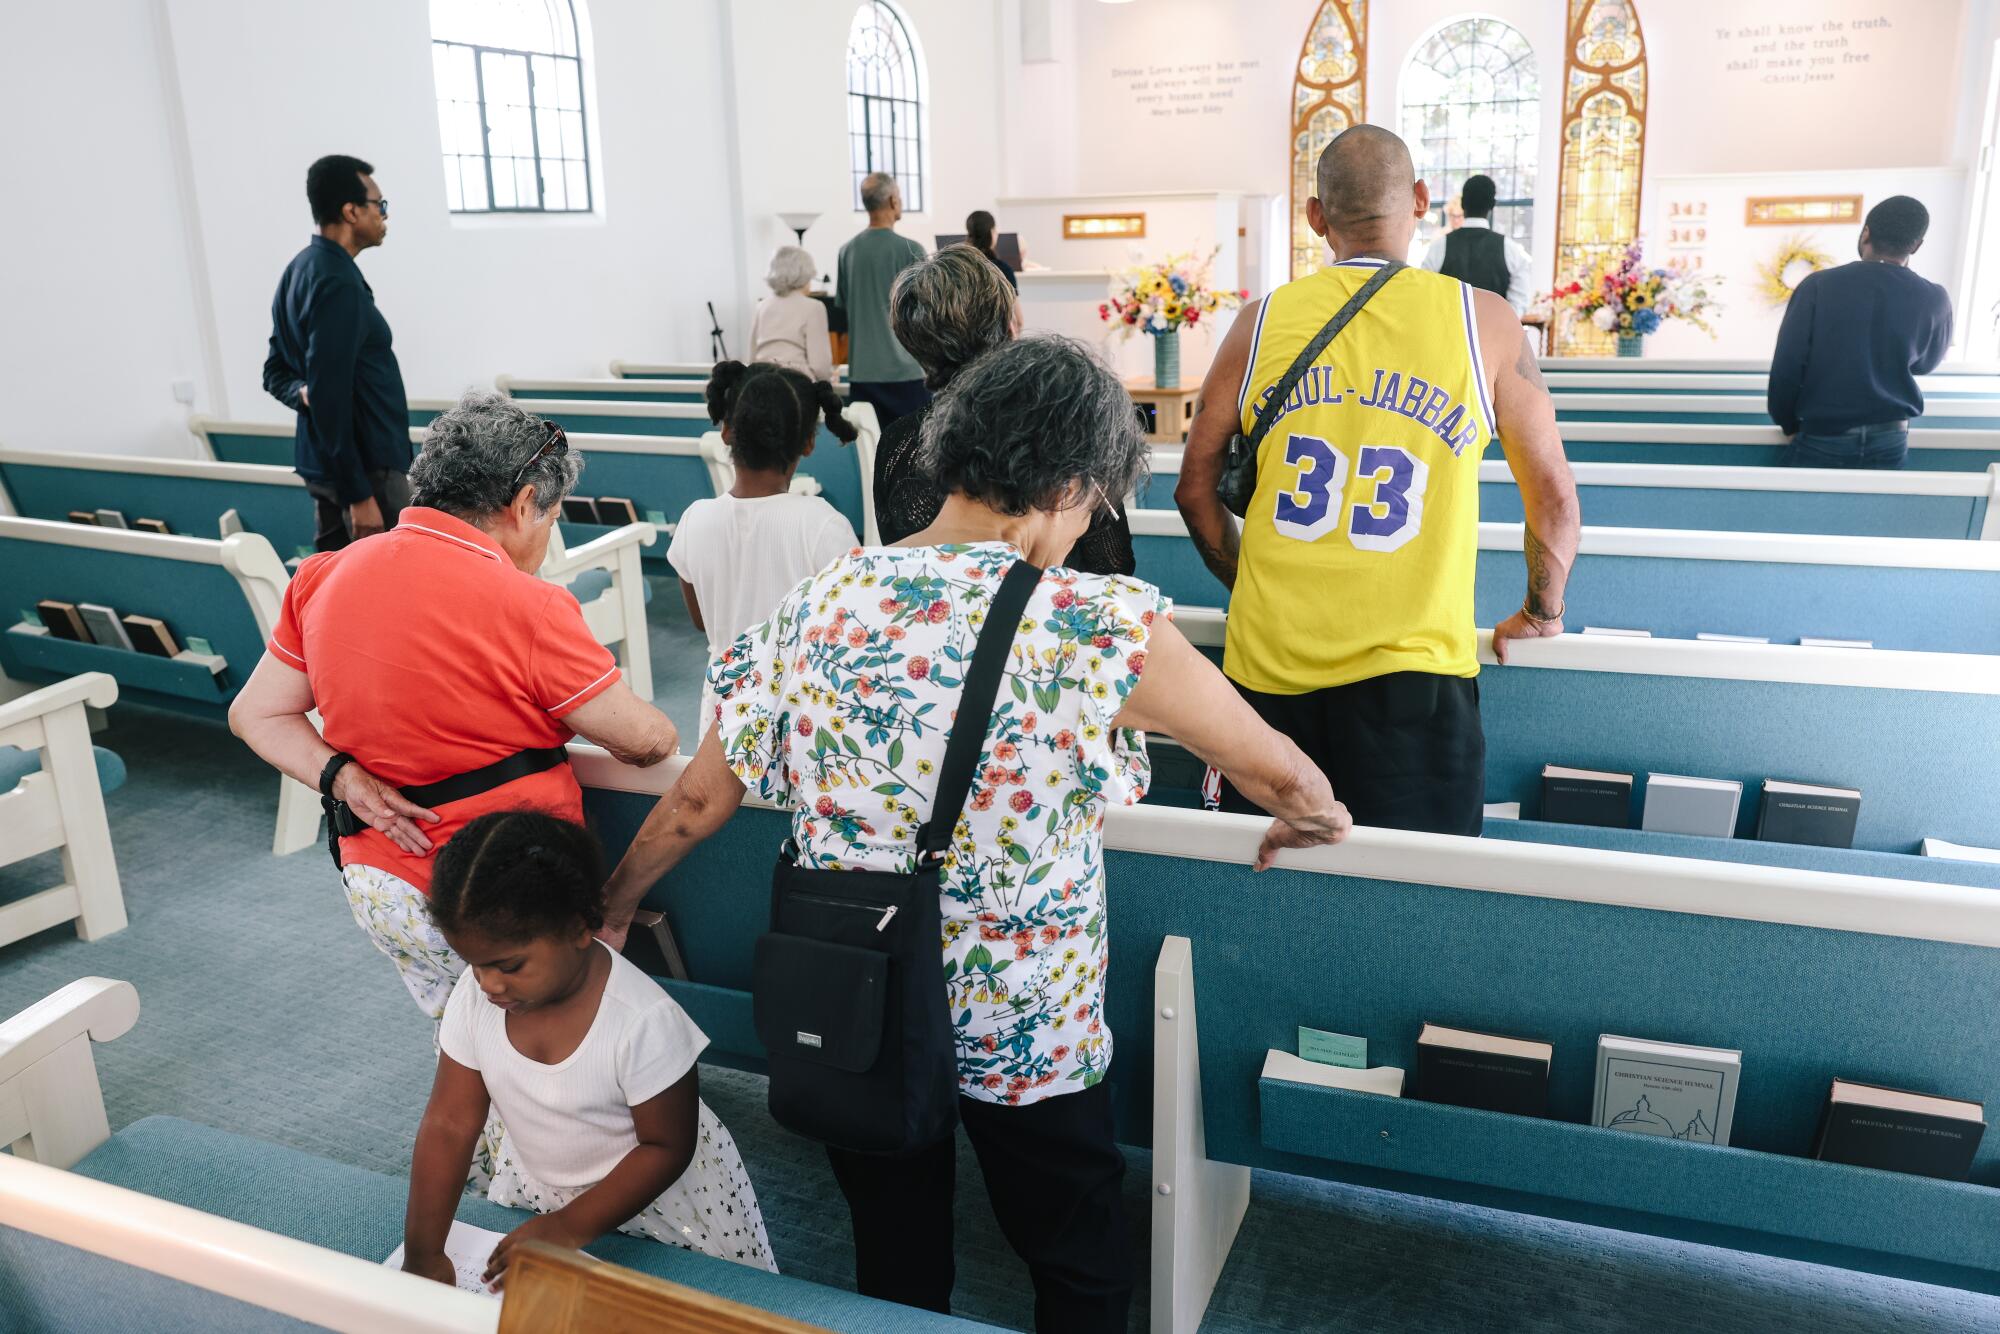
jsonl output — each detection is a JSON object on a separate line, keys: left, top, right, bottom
{"left": 1315, "top": 125, "right": 1417, "bottom": 228}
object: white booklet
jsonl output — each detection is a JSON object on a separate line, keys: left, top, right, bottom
{"left": 1923, "top": 838, "right": 2000, "bottom": 864}
{"left": 383, "top": 1219, "right": 507, "bottom": 1296}
{"left": 1261, "top": 1048, "right": 1404, "bottom": 1097}
{"left": 1593, "top": 1034, "right": 1740, "bottom": 1146}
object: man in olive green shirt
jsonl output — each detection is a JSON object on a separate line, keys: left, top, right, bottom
{"left": 837, "top": 172, "right": 930, "bottom": 427}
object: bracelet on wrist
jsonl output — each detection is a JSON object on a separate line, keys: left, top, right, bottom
{"left": 1521, "top": 599, "right": 1564, "bottom": 626}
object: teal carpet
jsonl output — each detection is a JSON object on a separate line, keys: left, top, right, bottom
{"left": 3, "top": 579, "right": 1999, "bottom": 1331}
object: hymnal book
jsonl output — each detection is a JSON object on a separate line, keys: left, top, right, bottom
{"left": 1800, "top": 637, "right": 1873, "bottom": 649}
{"left": 382, "top": 1219, "right": 506, "bottom": 1295}
{"left": 1641, "top": 773, "right": 1742, "bottom": 840}
{"left": 1592, "top": 1035, "right": 1740, "bottom": 1146}
{"left": 1922, "top": 838, "right": 2000, "bottom": 865}
{"left": 1756, "top": 779, "right": 1860, "bottom": 848}
{"left": 1262, "top": 1049, "right": 1404, "bottom": 1097}
{"left": 134, "top": 517, "right": 172, "bottom": 535}
{"left": 66, "top": 510, "right": 98, "bottom": 526}
{"left": 77, "top": 604, "right": 134, "bottom": 651}
{"left": 122, "top": 614, "right": 180, "bottom": 658}
{"left": 1583, "top": 626, "right": 1652, "bottom": 638}
{"left": 1414, "top": 1023, "right": 1551, "bottom": 1117}
{"left": 1696, "top": 632, "right": 1770, "bottom": 644}
{"left": 561, "top": 496, "right": 602, "bottom": 524}
{"left": 1483, "top": 801, "right": 1521, "bottom": 820}
{"left": 596, "top": 495, "right": 640, "bottom": 525}
{"left": 93, "top": 509, "right": 129, "bottom": 529}
{"left": 1541, "top": 764, "right": 1633, "bottom": 828}
{"left": 35, "top": 600, "right": 88, "bottom": 642}
{"left": 1814, "top": 1080, "right": 1984, "bottom": 1181}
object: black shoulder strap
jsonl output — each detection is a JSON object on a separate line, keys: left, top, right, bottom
{"left": 917, "top": 560, "right": 1043, "bottom": 863}
{"left": 1246, "top": 260, "right": 1404, "bottom": 450}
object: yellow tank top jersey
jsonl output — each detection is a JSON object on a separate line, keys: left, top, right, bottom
{"left": 1225, "top": 259, "right": 1493, "bottom": 694}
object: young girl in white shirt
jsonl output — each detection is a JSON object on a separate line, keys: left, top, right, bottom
{"left": 401, "top": 810, "right": 774, "bottom": 1288}
{"left": 669, "top": 361, "right": 860, "bottom": 739}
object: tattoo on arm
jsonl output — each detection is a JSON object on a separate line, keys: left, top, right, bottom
{"left": 1512, "top": 333, "right": 1548, "bottom": 393}
{"left": 1190, "top": 522, "right": 1238, "bottom": 588}
{"left": 1524, "top": 524, "right": 1556, "bottom": 619}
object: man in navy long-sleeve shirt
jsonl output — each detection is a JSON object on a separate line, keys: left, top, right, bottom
{"left": 264, "top": 155, "right": 413, "bottom": 549}
{"left": 1767, "top": 195, "right": 1953, "bottom": 469}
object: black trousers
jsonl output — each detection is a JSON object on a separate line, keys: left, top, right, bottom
{"left": 825, "top": 1081, "right": 1132, "bottom": 1332}
{"left": 306, "top": 468, "right": 410, "bottom": 552}
{"left": 1217, "top": 671, "right": 1486, "bottom": 836}
{"left": 849, "top": 379, "right": 932, "bottom": 430}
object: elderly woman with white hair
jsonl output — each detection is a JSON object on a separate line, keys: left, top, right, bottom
{"left": 748, "top": 244, "right": 834, "bottom": 381}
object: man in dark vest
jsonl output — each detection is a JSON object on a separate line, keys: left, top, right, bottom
{"left": 1421, "top": 174, "right": 1533, "bottom": 313}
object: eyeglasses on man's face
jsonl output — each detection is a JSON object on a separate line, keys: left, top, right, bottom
{"left": 358, "top": 197, "right": 388, "bottom": 218}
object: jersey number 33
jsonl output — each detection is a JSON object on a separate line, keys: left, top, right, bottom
{"left": 1271, "top": 433, "right": 1429, "bottom": 552}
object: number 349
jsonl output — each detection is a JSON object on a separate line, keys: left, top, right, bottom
{"left": 1271, "top": 433, "right": 1429, "bottom": 552}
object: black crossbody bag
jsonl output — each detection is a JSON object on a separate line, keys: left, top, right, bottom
{"left": 751, "top": 559, "right": 1043, "bottom": 1155}
{"left": 1217, "top": 260, "right": 1404, "bottom": 517}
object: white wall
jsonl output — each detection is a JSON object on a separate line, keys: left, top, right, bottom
{"left": 0, "top": 1, "right": 215, "bottom": 457}
{"left": 724, "top": 0, "right": 1007, "bottom": 347}
{"left": 162, "top": 0, "right": 743, "bottom": 421}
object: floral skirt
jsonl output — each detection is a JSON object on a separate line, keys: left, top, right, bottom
{"left": 340, "top": 863, "right": 504, "bottom": 1189}
{"left": 487, "top": 1104, "right": 775, "bottom": 1272}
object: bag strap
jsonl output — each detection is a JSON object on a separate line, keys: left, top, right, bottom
{"left": 916, "top": 559, "right": 1043, "bottom": 864}
{"left": 1244, "top": 260, "right": 1405, "bottom": 451}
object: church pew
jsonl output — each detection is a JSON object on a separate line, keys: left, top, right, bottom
{"left": 1539, "top": 357, "right": 2000, "bottom": 376}
{"left": 189, "top": 414, "right": 427, "bottom": 468}
{"left": 0, "top": 449, "right": 661, "bottom": 701}
{"left": 1135, "top": 449, "right": 2000, "bottom": 539}
{"left": 1163, "top": 612, "right": 2000, "bottom": 856}
{"left": 1545, "top": 371, "right": 2000, "bottom": 399}
{"left": 0, "top": 517, "right": 316, "bottom": 854}
{"left": 1124, "top": 510, "right": 2000, "bottom": 654}
{"left": 1552, "top": 393, "right": 2000, "bottom": 429}
{"left": 573, "top": 746, "right": 2000, "bottom": 1327}
{"left": 1519, "top": 422, "right": 2000, "bottom": 471}
{"left": 610, "top": 358, "right": 717, "bottom": 379}
{"left": 505, "top": 400, "right": 879, "bottom": 541}
{"left": 0, "top": 979, "right": 987, "bottom": 1334}
{"left": 500, "top": 374, "right": 706, "bottom": 405}
{"left": 0, "top": 673, "right": 127, "bottom": 948}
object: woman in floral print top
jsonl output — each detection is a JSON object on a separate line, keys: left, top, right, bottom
{"left": 603, "top": 335, "right": 1350, "bottom": 1330}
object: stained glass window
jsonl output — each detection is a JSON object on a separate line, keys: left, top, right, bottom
{"left": 1290, "top": 1, "right": 1368, "bottom": 279}
{"left": 848, "top": 2, "right": 926, "bottom": 213}
{"left": 430, "top": 0, "right": 592, "bottom": 213}
{"left": 1401, "top": 19, "right": 1538, "bottom": 249}
{"left": 1553, "top": 0, "right": 1647, "bottom": 353}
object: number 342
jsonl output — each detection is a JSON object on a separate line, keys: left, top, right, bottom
{"left": 1271, "top": 433, "right": 1429, "bottom": 552}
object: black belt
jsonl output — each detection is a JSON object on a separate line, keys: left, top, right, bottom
{"left": 319, "top": 746, "right": 571, "bottom": 870}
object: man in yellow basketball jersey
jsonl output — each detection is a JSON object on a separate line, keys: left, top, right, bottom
{"left": 1177, "top": 126, "right": 1578, "bottom": 836}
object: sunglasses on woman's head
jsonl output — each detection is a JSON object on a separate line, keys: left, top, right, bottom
{"left": 509, "top": 420, "right": 569, "bottom": 497}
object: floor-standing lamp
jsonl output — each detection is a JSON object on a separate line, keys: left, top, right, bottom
{"left": 778, "top": 212, "right": 819, "bottom": 245}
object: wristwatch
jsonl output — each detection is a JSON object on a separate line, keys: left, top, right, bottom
{"left": 319, "top": 752, "right": 366, "bottom": 838}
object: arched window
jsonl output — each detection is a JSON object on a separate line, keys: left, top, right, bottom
{"left": 1553, "top": 0, "right": 1648, "bottom": 353}
{"left": 1290, "top": 1, "right": 1368, "bottom": 278}
{"left": 430, "top": 0, "right": 593, "bottom": 213}
{"left": 847, "top": 2, "right": 927, "bottom": 213}
{"left": 1401, "top": 18, "right": 1539, "bottom": 249}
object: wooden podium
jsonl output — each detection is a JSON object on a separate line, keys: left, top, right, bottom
{"left": 1125, "top": 378, "right": 1201, "bottom": 445}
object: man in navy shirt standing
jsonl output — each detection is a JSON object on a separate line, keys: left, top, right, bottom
{"left": 264, "top": 155, "right": 413, "bottom": 549}
{"left": 1767, "top": 195, "right": 1953, "bottom": 469}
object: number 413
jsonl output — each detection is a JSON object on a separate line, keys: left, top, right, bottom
{"left": 1271, "top": 433, "right": 1429, "bottom": 552}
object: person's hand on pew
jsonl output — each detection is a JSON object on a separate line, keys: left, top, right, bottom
{"left": 1491, "top": 601, "right": 1565, "bottom": 665}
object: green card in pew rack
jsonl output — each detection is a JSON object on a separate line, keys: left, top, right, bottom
{"left": 1298, "top": 1026, "right": 1367, "bottom": 1069}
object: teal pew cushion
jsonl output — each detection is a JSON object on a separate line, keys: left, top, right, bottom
{"left": 67, "top": 1116, "right": 987, "bottom": 1332}
{"left": 0, "top": 744, "right": 126, "bottom": 797}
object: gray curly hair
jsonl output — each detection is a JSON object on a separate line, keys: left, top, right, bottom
{"left": 890, "top": 245, "right": 1017, "bottom": 390}
{"left": 765, "top": 245, "right": 817, "bottom": 296}
{"left": 408, "top": 390, "right": 582, "bottom": 517}
{"left": 921, "top": 335, "right": 1148, "bottom": 517}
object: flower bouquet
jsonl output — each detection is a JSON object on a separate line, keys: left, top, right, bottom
{"left": 1549, "top": 241, "right": 1721, "bottom": 355}
{"left": 1099, "top": 248, "right": 1247, "bottom": 387}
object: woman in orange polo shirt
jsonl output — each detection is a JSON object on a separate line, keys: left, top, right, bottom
{"left": 230, "top": 392, "right": 680, "bottom": 1023}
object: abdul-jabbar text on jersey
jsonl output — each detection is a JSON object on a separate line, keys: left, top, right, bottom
{"left": 1251, "top": 366, "right": 1482, "bottom": 457}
